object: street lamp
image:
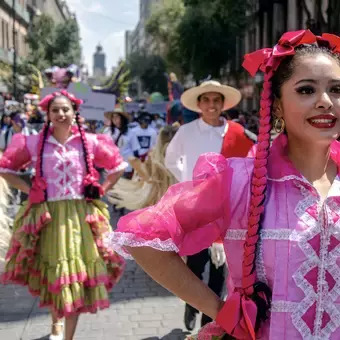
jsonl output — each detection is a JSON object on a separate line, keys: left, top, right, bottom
{"left": 12, "top": 0, "right": 17, "bottom": 99}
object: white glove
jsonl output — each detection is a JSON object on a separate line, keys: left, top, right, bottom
{"left": 210, "top": 243, "right": 226, "bottom": 269}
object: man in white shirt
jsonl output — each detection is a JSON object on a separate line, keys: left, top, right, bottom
{"left": 131, "top": 112, "right": 157, "bottom": 161}
{"left": 165, "top": 80, "right": 256, "bottom": 330}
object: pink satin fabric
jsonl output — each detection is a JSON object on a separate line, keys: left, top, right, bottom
{"left": 110, "top": 134, "right": 340, "bottom": 339}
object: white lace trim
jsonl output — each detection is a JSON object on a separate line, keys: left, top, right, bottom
{"left": 107, "top": 162, "right": 129, "bottom": 175}
{"left": 256, "top": 235, "right": 267, "bottom": 285}
{"left": 107, "top": 232, "right": 179, "bottom": 259}
{"left": 46, "top": 149, "right": 81, "bottom": 198}
{"left": 225, "top": 229, "right": 301, "bottom": 241}
{"left": 290, "top": 185, "right": 340, "bottom": 338}
{"left": 267, "top": 175, "right": 310, "bottom": 185}
{"left": 47, "top": 194, "right": 84, "bottom": 202}
{"left": 0, "top": 168, "right": 20, "bottom": 175}
{"left": 271, "top": 301, "right": 298, "bottom": 313}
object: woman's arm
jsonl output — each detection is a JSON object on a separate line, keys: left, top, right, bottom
{"left": 127, "top": 246, "right": 223, "bottom": 320}
{"left": 0, "top": 173, "right": 30, "bottom": 194}
{"left": 102, "top": 170, "right": 124, "bottom": 194}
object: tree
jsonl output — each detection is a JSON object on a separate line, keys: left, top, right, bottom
{"left": 147, "top": 0, "right": 250, "bottom": 82}
{"left": 25, "top": 14, "right": 56, "bottom": 71}
{"left": 52, "top": 17, "right": 82, "bottom": 67}
{"left": 146, "top": 0, "right": 185, "bottom": 78}
{"left": 1, "top": 14, "right": 82, "bottom": 96}
{"left": 127, "top": 51, "right": 168, "bottom": 95}
{"left": 172, "top": 0, "right": 250, "bottom": 81}
{"left": 146, "top": 0, "right": 185, "bottom": 55}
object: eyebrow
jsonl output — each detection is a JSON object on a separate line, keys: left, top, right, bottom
{"left": 294, "top": 79, "right": 340, "bottom": 85}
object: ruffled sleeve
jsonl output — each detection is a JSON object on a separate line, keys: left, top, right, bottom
{"left": 0, "top": 133, "right": 31, "bottom": 174}
{"left": 108, "top": 152, "right": 233, "bottom": 258}
{"left": 93, "top": 134, "right": 128, "bottom": 174}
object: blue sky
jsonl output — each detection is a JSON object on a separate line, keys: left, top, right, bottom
{"left": 67, "top": 0, "right": 139, "bottom": 75}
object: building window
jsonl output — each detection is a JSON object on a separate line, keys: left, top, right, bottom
{"left": 15, "top": 30, "right": 19, "bottom": 55}
{"left": 0, "top": 20, "right": 4, "bottom": 49}
{"left": 5, "top": 22, "right": 9, "bottom": 50}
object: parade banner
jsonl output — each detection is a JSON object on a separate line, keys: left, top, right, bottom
{"left": 41, "top": 83, "right": 116, "bottom": 120}
{"left": 125, "top": 102, "right": 169, "bottom": 114}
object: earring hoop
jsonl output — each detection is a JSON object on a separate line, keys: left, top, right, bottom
{"left": 274, "top": 117, "right": 285, "bottom": 134}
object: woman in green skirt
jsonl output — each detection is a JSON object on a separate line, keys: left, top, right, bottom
{"left": 0, "top": 90, "right": 126, "bottom": 340}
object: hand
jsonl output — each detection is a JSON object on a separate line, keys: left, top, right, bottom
{"left": 210, "top": 243, "right": 226, "bottom": 269}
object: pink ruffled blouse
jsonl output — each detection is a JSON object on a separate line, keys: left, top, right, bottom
{"left": 109, "top": 134, "right": 340, "bottom": 339}
{"left": 0, "top": 127, "right": 128, "bottom": 202}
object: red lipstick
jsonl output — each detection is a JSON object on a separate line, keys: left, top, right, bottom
{"left": 307, "top": 114, "right": 337, "bottom": 129}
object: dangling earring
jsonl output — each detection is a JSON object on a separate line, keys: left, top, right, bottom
{"left": 274, "top": 117, "right": 285, "bottom": 134}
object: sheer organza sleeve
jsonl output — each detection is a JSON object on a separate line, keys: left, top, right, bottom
{"left": 93, "top": 134, "right": 128, "bottom": 174}
{"left": 0, "top": 133, "right": 31, "bottom": 174}
{"left": 108, "top": 152, "right": 233, "bottom": 258}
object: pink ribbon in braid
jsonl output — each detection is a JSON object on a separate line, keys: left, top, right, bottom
{"left": 215, "top": 29, "right": 340, "bottom": 340}
{"left": 27, "top": 122, "right": 49, "bottom": 206}
{"left": 78, "top": 117, "right": 104, "bottom": 198}
{"left": 39, "top": 89, "right": 83, "bottom": 112}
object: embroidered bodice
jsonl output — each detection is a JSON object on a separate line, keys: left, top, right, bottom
{"left": 0, "top": 127, "right": 127, "bottom": 202}
{"left": 109, "top": 134, "right": 340, "bottom": 339}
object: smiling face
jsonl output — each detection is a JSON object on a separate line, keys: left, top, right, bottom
{"left": 197, "top": 92, "right": 224, "bottom": 121}
{"left": 275, "top": 54, "right": 340, "bottom": 145}
{"left": 112, "top": 113, "right": 122, "bottom": 129}
{"left": 48, "top": 96, "right": 75, "bottom": 129}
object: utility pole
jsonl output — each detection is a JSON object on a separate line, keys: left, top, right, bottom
{"left": 12, "top": 0, "right": 17, "bottom": 99}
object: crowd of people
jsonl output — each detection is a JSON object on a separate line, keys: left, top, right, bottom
{"left": 2, "top": 28, "right": 340, "bottom": 340}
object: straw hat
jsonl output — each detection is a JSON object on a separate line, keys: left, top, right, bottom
{"left": 104, "top": 106, "right": 130, "bottom": 120}
{"left": 181, "top": 80, "right": 241, "bottom": 113}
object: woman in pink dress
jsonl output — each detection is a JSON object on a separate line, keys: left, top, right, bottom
{"left": 109, "top": 30, "right": 340, "bottom": 339}
{"left": 0, "top": 90, "right": 126, "bottom": 340}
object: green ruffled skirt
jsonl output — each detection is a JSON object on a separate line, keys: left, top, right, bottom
{"left": 1, "top": 199, "right": 125, "bottom": 318}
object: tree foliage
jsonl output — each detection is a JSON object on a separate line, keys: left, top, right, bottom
{"left": 25, "top": 14, "right": 81, "bottom": 68}
{"left": 146, "top": 0, "right": 250, "bottom": 81}
{"left": 127, "top": 51, "right": 168, "bottom": 95}
{"left": 175, "top": 0, "right": 249, "bottom": 81}
{"left": 2, "top": 14, "right": 82, "bottom": 96}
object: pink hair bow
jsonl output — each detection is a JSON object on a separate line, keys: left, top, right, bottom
{"left": 28, "top": 177, "right": 47, "bottom": 205}
{"left": 216, "top": 290, "right": 257, "bottom": 340}
{"left": 242, "top": 29, "right": 317, "bottom": 76}
{"left": 317, "top": 33, "right": 340, "bottom": 53}
{"left": 39, "top": 90, "right": 83, "bottom": 112}
{"left": 83, "top": 173, "right": 104, "bottom": 199}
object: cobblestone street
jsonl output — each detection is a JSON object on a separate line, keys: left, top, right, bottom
{"left": 0, "top": 204, "right": 196, "bottom": 340}
{"left": 0, "top": 259, "right": 194, "bottom": 340}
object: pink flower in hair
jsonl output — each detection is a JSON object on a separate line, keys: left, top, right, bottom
{"left": 39, "top": 90, "right": 83, "bottom": 112}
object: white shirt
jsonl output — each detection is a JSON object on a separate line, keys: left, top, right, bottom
{"left": 165, "top": 118, "right": 227, "bottom": 182}
{"left": 104, "top": 127, "right": 134, "bottom": 172}
{"left": 151, "top": 119, "right": 166, "bottom": 132}
{"left": 131, "top": 125, "right": 158, "bottom": 157}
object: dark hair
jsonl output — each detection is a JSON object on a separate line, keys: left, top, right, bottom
{"left": 272, "top": 45, "right": 340, "bottom": 99}
{"left": 197, "top": 92, "right": 225, "bottom": 102}
{"left": 242, "top": 42, "right": 340, "bottom": 334}
{"left": 38, "top": 95, "right": 100, "bottom": 200}
{"left": 110, "top": 112, "right": 129, "bottom": 135}
{"left": 0, "top": 114, "right": 11, "bottom": 129}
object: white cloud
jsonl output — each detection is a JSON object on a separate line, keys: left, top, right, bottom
{"left": 102, "top": 31, "right": 126, "bottom": 73}
{"left": 87, "top": 2, "right": 104, "bottom": 14}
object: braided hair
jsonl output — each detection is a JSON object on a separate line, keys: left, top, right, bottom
{"left": 35, "top": 95, "right": 100, "bottom": 200}
{"left": 242, "top": 41, "right": 340, "bottom": 331}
